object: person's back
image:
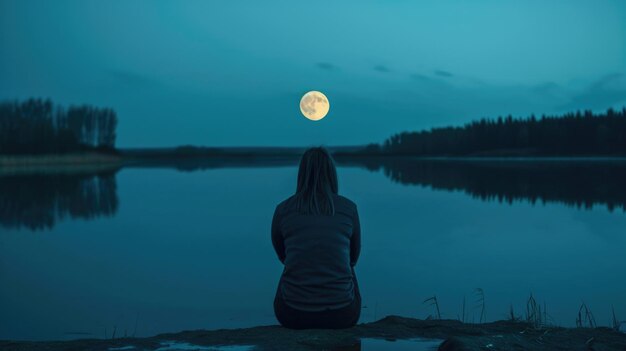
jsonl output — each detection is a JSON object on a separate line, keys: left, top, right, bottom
{"left": 272, "top": 147, "right": 361, "bottom": 329}
{"left": 273, "top": 193, "right": 360, "bottom": 310}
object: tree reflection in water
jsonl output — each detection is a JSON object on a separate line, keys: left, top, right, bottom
{"left": 338, "top": 157, "right": 626, "bottom": 212}
{"left": 0, "top": 170, "right": 119, "bottom": 231}
{"left": 2, "top": 157, "right": 625, "bottom": 231}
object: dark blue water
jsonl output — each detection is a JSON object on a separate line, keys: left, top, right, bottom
{"left": 1, "top": 159, "right": 625, "bottom": 340}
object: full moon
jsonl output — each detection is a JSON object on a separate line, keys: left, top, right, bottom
{"left": 300, "top": 91, "right": 330, "bottom": 121}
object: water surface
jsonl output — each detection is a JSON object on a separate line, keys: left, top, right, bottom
{"left": 1, "top": 158, "right": 625, "bottom": 340}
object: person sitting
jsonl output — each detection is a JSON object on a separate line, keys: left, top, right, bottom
{"left": 271, "top": 147, "right": 362, "bottom": 329}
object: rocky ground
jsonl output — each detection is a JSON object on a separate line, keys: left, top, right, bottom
{"left": 2, "top": 316, "right": 625, "bottom": 351}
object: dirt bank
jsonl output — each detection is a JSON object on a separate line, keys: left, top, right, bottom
{"left": 2, "top": 316, "right": 625, "bottom": 351}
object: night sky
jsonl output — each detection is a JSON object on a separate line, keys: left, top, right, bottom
{"left": 1, "top": 0, "right": 625, "bottom": 147}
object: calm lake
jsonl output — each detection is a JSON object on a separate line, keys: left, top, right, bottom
{"left": 1, "top": 158, "right": 626, "bottom": 341}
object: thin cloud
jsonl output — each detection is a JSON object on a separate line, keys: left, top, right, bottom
{"left": 108, "top": 70, "right": 155, "bottom": 86}
{"left": 563, "top": 73, "right": 626, "bottom": 110}
{"left": 531, "top": 82, "right": 560, "bottom": 94}
{"left": 373, "top": 65, "right": 390, "bottom": 73}
{"left": 409, "top": 73, "right": 432, "bottom": 82}
{"left": 316, "top": 62, "right": 337, "bottom": 71}
{"left": 434, "top": 70, "right": 453, "bottom": 78}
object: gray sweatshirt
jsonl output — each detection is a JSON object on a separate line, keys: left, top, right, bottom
{"left": 271, "top": 194, "right": 361, "bottom": 311}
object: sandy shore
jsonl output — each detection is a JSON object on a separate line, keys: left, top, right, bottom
{"left": 0, "top": 153, "right": 121, "bottom": 166}
{"left": 0, "top": 153, "right": 123, "bottom": 175}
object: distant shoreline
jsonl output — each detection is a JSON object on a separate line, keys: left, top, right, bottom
{"left": 0, "top": 153, "right": 122, "bottom": 166}
{"left": 4, "top": 101, "right": 625, "bottom": 168}
{"left": 0, "top": 153, "right": 123, "bottom": 175}
{"left": 2, "top": 148, "right": 626, "bottom": 170}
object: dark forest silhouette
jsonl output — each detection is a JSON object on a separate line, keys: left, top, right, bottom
{"left": 3, "top": 98, "right": 625, "bottom": 158}
{"left": 367, "top": 107, "right": 626, "bottom": 156}
{"left": 0, "top": 98, "right": 117, "bottom": 155}
{"left": 0, "top": 171, "right": 119, "bottom": 230}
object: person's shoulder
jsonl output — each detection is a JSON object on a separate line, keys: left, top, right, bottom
{"left": 334, "top": 194, "right": 358, "bottom": 211}
{"left": 275, "top": 195, "right": 297, "bottom": 213}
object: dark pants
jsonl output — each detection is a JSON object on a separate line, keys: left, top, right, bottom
{"left": 274, "top": 268, "right": 361, "bottom": 329}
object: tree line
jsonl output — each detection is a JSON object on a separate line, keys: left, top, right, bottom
{"left": 375, "top": 107, "right": 626, "bottom": 156}
{"left": 0, "top": 98, "right": 118, "bottom": 155}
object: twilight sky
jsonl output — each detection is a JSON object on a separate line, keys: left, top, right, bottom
{"left": 1, "top": 0, "right": 625, "bottom": 147}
